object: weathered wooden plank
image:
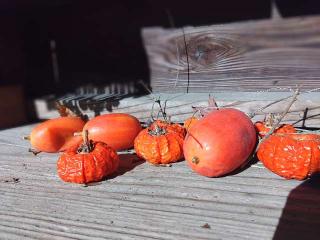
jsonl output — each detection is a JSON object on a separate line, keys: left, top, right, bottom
{"left": 34, "top": 92, "right": 320, "bottom": 127}
{"left": 1, "top": 125, "right": 320, "bottom": 240}
{"left": 142, "top": 16, "right": 320, "bottom": 92}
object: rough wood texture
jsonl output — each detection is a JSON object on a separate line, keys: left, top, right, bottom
{"left": 1, "top": 125, "right": 320, "bottom": 239}
{"left": 35, "top": 92, "right": 320, "bottom": 128}
{"left": 142, "top": 16, "right": 320, "bottom": 92}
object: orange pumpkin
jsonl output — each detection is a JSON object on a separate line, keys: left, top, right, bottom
{"left": 151, "top": 120, "right": 186, "bottom": 138}
{"left": 183, "top": 117, "right": 199, "bottom": 131}
{"left": 257, "top": 133, "right": 320, "bottom": 180}
{"left": 57, "top": 131, "right": 119, "bottom": 184}
{"left": 254, "top": 121, "right": 296, "bottom": 138}
{"left": 134, "top": 122, "right": 184, "bottom": 165}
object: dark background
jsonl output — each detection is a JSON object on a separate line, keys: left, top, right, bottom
{"left": 0, "top": 0, "right": 320, "bottom": 127}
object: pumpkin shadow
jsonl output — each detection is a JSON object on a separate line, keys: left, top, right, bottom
{"left": 273, "top": 174, "right": 320, "bottom": 239}
{"left": 217, "top": 155, "right": 259, "bottom": 178}
{"left": 107, "top": 153, "right": 145, "bottom": 179}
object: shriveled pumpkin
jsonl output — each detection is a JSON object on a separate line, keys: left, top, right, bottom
{"left": 254, "top": 113, "right": 296, "bottom": 138}
{"left": 151, "top": 120, "right": 186, "bottom": 138}
{"left": 134, "top": 122, "right": 184, "bottom": 165}
{"left": 57, "top": 131, "right": 119, "bottom": 184}
{"left": 254, "top": 121, "right": 296, "bottom": 138}
{"left": 257, "top": 133, "right": 320, "bottom": 180}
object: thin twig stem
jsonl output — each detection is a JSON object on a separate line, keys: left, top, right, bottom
{"left": 83, "top": 130, "right": 89, "bottom": 145}
{"left": 257, "top": 88, "right": 300, "bottom": 150}
{"left": 249, "top": 87, "right": 318, "bottom": 118}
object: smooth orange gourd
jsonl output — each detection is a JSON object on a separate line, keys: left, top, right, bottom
{"left": 183, "top": 108, "right": 257, "bottom": 177}
{"left": 83, "top": 113, "right": 142, "bottom": 151}
{"left": 30, "top": 117, "right": 85, "bottom": 153}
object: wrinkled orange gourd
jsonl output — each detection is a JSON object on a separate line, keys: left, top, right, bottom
{"left": 257, "top": 133, "right": 320, "bottom": 180}
{"left": 183, "top": 117, "right": 199, "bottom": 131}
{"left": 83, "top": 113, "right": 142, "bottom": 151}
{"left": 151, "top": 120, "right": 186, "bottom": 138}
{"left": 134, "top": 123, "right": 184, "bottom": 165}
{"left": 254, "top": 121, "right": 296, "bottom": 138}
{"left": 30, "top": 117, "right": 86, "bottom": 153}
{"left": 57, "top": 141, "right": 119, "bottom": 184}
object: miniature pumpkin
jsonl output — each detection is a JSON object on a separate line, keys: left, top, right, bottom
{"left": 29, "top": 117, "right": 85, "bottom": 153}
{"left": 254, "top": 113, "right": 296, "bottom": 138}
{"left": 257, "top": 133, "right": 320, "bottom": 180}
{"left": 183, "top": 117, "right": 199, "bottom": 131}
{"left": 183, "top": 95, "right": 219, "bottom": 131}
{"left": 83, "top": 113, "right": 142, "bottom": 151}
{"left": 57, "top": 131, "right": 119, "bottom": 184}
{"left": 151, "top": 120, "right": 186, "bottom": 138}
{"left": 134, "top": 123, "right": 184, "bottom": 165}
{"left": 254, "top": 121, "right": 296, "bottom": 138}
{"left": 183, "top": 108, "right": 257, "bottom": 177}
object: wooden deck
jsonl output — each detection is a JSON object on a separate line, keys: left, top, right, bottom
{"left": 1, "top": 124, "right": 320, "bottom": 239}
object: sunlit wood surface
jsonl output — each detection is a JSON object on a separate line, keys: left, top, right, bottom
{"left": 0, "top": 125, "right": 319, "bottom": 239}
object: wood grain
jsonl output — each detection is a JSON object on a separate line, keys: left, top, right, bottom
{"left": 35, "top": 92, "right": 320, "bottom": 128}
{"left": 142, "top": 16, "right": 320, "bottom": 92}
{"left": 0, "top": 125, "right": 320, "bottom": 239}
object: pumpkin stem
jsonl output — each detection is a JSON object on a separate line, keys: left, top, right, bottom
{"left": 256, "top": 88, "right": 300, "bottom": 152}
{"left": 208, "top": 94, "right": 219, "bottom": 109}
{"left": 148, "top": 124, "right": 167, "bottom": 136}
{"left": 78, "top": 130, "right": 94, "bottom": 153}
{"left": 265, "top": 113, "right": 275, "bottom": 127}
{"left": 265, "top": 113, "right": 281, "bottom": 128}
{"left": 28, "top": 148, "right": 41, "bottom": 156}
{"left": 23, "top": 135, "right": 30, "bottom": 141}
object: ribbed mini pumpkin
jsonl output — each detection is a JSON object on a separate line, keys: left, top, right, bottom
{"left": 134, "top": 122, "right": 184, "bottom": 165}
{"left": 254, "top": 121, "right": 296, "bottom": 138}
{"left": 57, "top": 131, "right": 119, "bottom": 184}
{"left": 257, "top": 133, "right": 320, "bottom": 180}
{"left": 150, "top": 120, "right": 186, "bottom": 138}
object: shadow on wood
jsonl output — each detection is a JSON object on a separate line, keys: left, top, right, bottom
{"left": 108, "top": 153, "right": 145, "bottom": 180}
{"left": 273, "top": 174, "right": 320, "bottom": 239}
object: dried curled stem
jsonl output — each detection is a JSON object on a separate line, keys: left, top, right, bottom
{"left": 77, "top": 130, "right": 93, "bottom": 153}
{"left": 256, "top": 88, "right": 300, "bottom": 150}
{"left": 192, "top": 94, "right": 219, "bottom": 117}
{"left": 28, "top": 148, "right": 41, "bottom": 156}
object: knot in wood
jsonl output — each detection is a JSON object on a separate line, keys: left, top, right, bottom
{"left": 178, "top": 35, "right": 239, "bottom": 70}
